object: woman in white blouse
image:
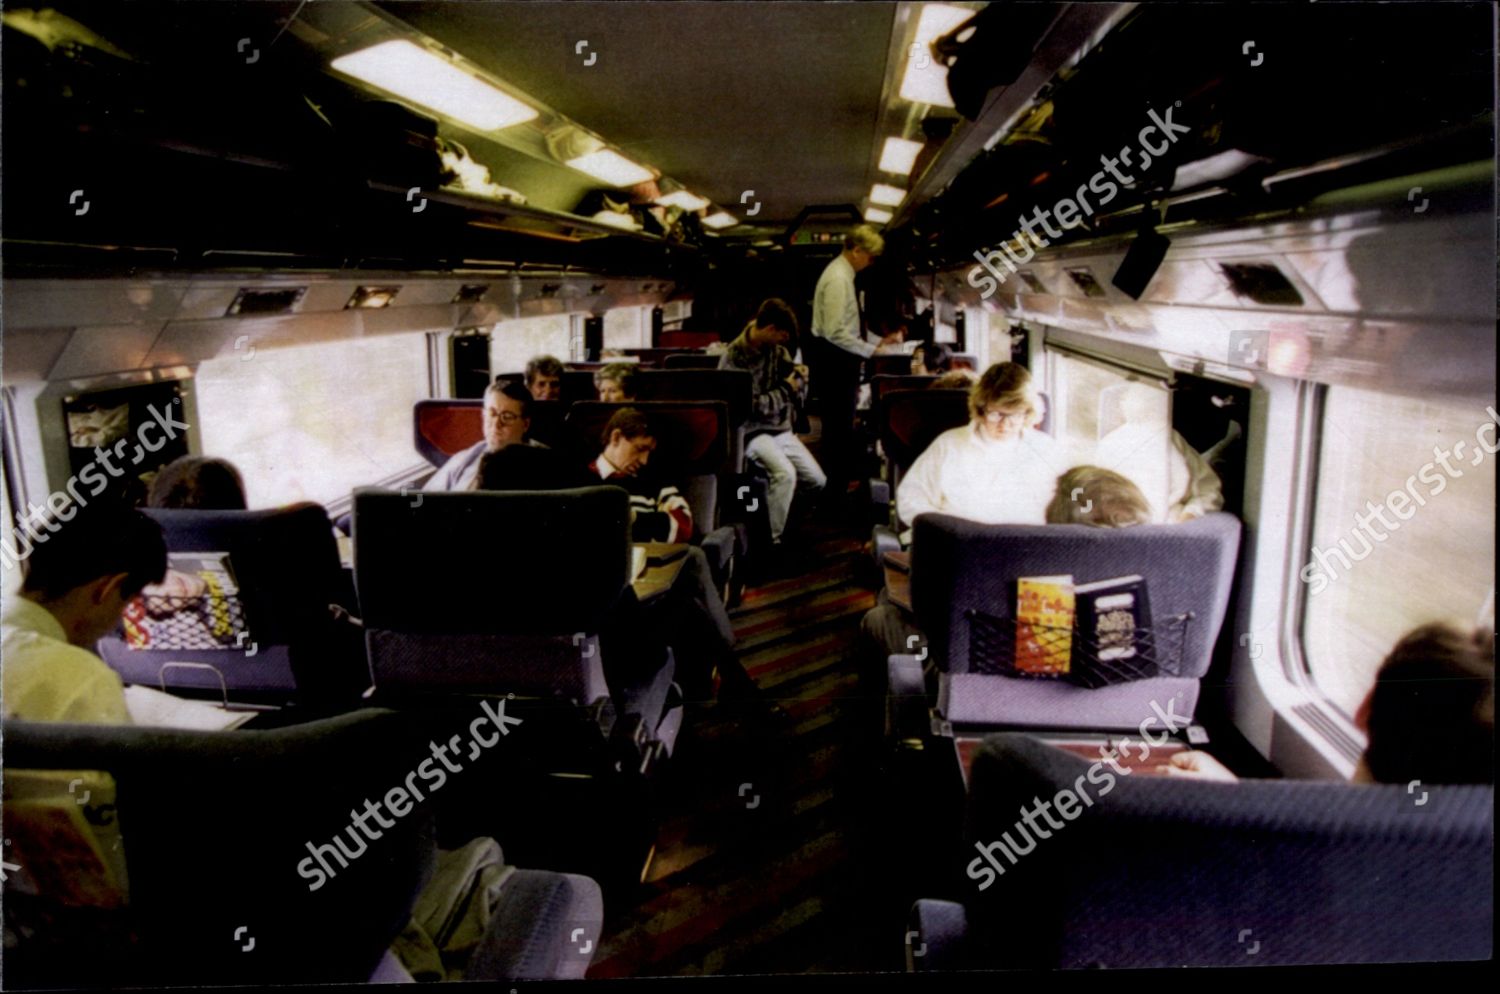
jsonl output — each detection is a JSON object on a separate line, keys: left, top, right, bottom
{"left": 896, "top": 363, "right": 1072, "bottom": 534}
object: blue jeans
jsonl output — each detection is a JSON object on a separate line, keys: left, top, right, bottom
{"left": 747, "top": 431, "right": 827, "bottom": 541}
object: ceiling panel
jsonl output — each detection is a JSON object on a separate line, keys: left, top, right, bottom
{"left": 380, "top": 1, "right": 897, "bottom": 224}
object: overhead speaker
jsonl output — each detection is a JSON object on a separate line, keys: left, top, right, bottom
{"left": 1111, "top": 228, "right": 1171, "bottom": 300}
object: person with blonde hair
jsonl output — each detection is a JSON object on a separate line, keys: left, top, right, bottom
{"left": 896, "top": 362, "right": 1069, "bottom": 533}
{"left": 1044, "top": 466, "right": 1153, "bottom": 528}
{"left": 593, "top": 362, "right": 639, "bottom": 403}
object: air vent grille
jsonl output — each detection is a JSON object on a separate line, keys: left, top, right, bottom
{"left": 1219, "top": 263, "right": 1304, "bottom": 306}
{"left": 1290, "top": 702, "right": 1363, "bottom": 763}
{"left": 226, "top": 287, "right": 306, "bottom": 317}
{"left": 1066, "top": 267, "right": 1106, "bottom": 298}
{"left": 1017, "top": 271, "right": 1047, "bottom": 293}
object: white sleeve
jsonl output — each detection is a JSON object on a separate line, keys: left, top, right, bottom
{"left": 1171, "top": 432, "right": 1224, "bottom": 518}
{"left": 814, "top": 270, "right": 875, "bottom": 358}
{"left": 425, "top": 457, "right": 459, "bottom": 492}
{"left": 896, "top": 436, "right": 947, "bottom": 527}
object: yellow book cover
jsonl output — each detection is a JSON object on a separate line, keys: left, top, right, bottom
{"left": 1015, "top": 575, "right": 1075, "bottom": 675}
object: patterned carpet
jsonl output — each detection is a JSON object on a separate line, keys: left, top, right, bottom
{"left": 585, "top": 525, "right": 915, "bottom": 977}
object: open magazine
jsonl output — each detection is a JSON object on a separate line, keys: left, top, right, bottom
{"left": 121, "top": 552, "right": 250, "bottom": 652}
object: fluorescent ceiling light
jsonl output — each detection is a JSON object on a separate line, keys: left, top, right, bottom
{"left": 565, "top": 148, "right": 655, "bottom": 187}
{"left": 655, "top": 190, "right": 710, "bottom": 211}
{"left": 702, "top": 212, "right": 738, "bottom": 229}
{"left": 899, "top": 4, "right": 975, "bottom": 107}
{"left": 864, "top": 207, "right": 894, "bottom": 224}
{"left": 331, "top": 40, "right": 538, "bottom": 131}
{"left": 879, "top": 137, "right": 924, "bottom": 176}
{"left": 590, "top": 211, "right": 641, "bottom": 231}
{"left": 869, "top": 183, "right": 906, "bottom": 207}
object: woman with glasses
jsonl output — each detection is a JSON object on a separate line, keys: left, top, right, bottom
{"left": 895, "top": 362, "right": 1072, "bottom": 535}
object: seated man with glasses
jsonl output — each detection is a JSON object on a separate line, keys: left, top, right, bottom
{"left": 895, "top": 362, "right": 1071, "bottom": 539}
{"left": 425, "top": 380, "right": 548, "bottom": 491}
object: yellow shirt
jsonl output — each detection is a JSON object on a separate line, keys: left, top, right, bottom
{"left": 2, "top": 595, "right": 130, "bottom": 724}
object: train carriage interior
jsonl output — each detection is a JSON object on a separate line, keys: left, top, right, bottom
{"left": 0, "top": 0, "right": 1494, "bottom": 984}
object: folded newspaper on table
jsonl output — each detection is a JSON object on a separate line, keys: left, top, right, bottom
{"left": 122, "top": 685, "right": 256, "bottom": 731}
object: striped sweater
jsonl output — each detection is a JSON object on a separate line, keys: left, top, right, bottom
{"left": 589, "top": 457, "right": 695, "bottom": 543}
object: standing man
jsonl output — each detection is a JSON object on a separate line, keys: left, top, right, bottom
{"left": 719, "top": 299, "right": 826, "bottom": 547}
{"left": 808, "top": 225, "right": 884, "bottom": 508}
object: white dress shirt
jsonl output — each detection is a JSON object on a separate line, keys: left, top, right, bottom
{"left": 2, "top": 595, "right": 130, "bottom": 723}
{"left": 811, "top": 255, "right": 875, "bottom": 359}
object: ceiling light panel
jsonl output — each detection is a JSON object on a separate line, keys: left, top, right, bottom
{"left": 702, "top": 212, "right": 738, "bottom": 229}
{"left": 655, "top": 190, "right": 711, "bottom": 211}
{"left": 869, "top": 183, "right": 906, "bottom": 207}
{"left": 899, "top": 4, "right": 976, "bottom": 108}
{"left": 879, "top": 137, "right": 924, "bottom": 176}
{"left": 565, "top": 148, "right": 656, "bottom": 187}
{"left": 331, "top": 40, "right": 538, "bottom": 131}
{"left": 864, "top": 207, "right": 894, "bottom": 223}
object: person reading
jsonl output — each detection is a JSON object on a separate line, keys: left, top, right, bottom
{"left": 2, "top": 500, "right": 167, "bottom": 723}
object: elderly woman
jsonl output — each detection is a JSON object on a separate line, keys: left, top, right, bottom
{"left": 593, "top": 361, "right": 639, "bottom": 403}
{"left": 896, "top": 362, "right": 1070, "bottom": 533}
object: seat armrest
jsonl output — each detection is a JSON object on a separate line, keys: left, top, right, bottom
{"left": 466, "top": 870, "right": 603, "bottom": 981}
{"left": 869, "top": 479, "right": 890, "bottom": 508}
{"left": 608, "top": 711, "right": 648, "bottom": 773}
{"left": 871, "top": 524, "right": 901, "bottom": 571}
{"left": 887, "top": 653, "right": 928, "bottom": 741}
{"left": 908, "top": 899, "right": 967, "bottom": 971}
{"left": 699, "top": 525, "right": 736, "bottom": 586}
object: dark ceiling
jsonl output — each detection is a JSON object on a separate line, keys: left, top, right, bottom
{"left": 379, "top": 1, "right": 897, "bottom": 225}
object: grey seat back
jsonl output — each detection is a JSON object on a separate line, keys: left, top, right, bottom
{"left": 352, "top": 486, "right": 629, "bottom": 703}
{"left": 911, "top": 512, "right": 1241, "bottom": 679}
{"left": 95, "top": 503, "right": 351, "bottom": 702}
{"left": 2, "top": 710, "right": 435, "bottom": 986}
{"left": 961, "top": 734, "right": 1494, "bottom": 967}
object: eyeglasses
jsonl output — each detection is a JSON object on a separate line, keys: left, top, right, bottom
{"left": 487, "top": 410, "right": 524, "bottom": 425}
{"left": 982, "top": 408, "right": 1028, "bottom": 426}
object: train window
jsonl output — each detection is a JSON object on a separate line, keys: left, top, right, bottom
{"left": 487, "top": 313, "right": 571, "bottom": 376}
{"left": 194, "top": 333, "right": 430, "bottom": 507}
{"left": 1301, "top": 386, "right": 1496, "bottom": 716}
{"left": 604, "top": 306, "right": 650, "bottom": 350}
{"left": 1050, "top": 352, "right": 1168, "bottom": 446}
